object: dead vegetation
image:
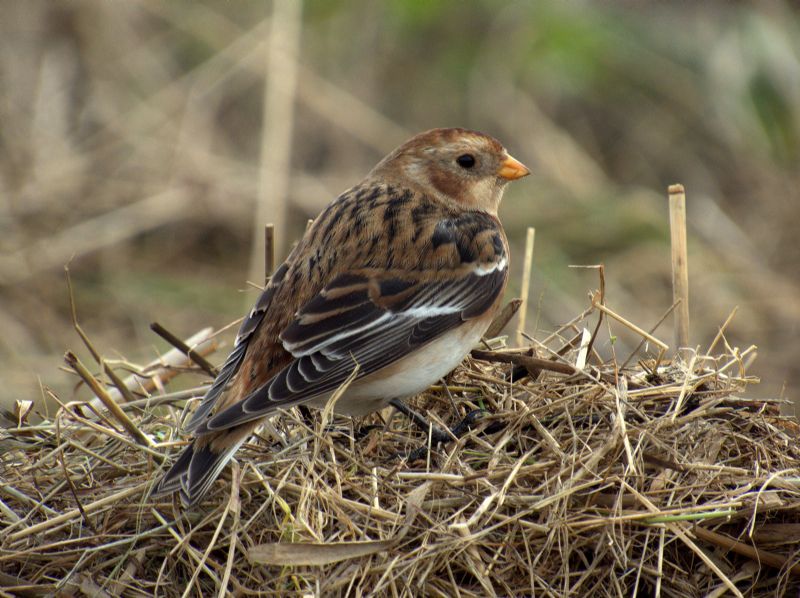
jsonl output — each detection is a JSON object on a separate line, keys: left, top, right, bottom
{"left": 1, "top": 289, "right": 799, "bottom": 597}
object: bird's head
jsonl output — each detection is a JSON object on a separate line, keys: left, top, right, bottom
{"left": 372, "top": 127, "right": 530, "bottom": 215}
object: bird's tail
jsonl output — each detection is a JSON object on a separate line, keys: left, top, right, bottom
{"left": 152, "top": 436, "right": 246, "bottom": 506}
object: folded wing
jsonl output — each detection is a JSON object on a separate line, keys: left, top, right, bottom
{"left": 197, "top": 259, "right": 506, "bottom": 433}
{"left": 183, "top": 262, "right": 290, "bottom": 433}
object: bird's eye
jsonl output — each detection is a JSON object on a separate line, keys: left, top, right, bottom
{"left": 456, "top": 154, "right": 476, "bottom": 169}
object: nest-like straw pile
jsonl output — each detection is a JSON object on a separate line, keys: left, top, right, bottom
{"left": 1, "top": 306, "right": 799, "bottom": 597}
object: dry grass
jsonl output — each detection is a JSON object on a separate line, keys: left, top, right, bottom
{"left": 2, "top": 301, "right": 799, "bottom": 597}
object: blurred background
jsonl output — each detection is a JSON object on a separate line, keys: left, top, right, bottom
{"left": 1, "top": 1, "right": 798, "bottom": 415}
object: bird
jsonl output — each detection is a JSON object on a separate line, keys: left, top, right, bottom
{"left": 154, "top": 127, "right": 530, "bottom": 506}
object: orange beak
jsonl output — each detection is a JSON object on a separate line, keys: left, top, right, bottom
{"left": 497, "top": 154, "right": 530, "bottom": 180}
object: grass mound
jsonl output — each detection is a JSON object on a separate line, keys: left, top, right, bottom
{"left": 1, "top": 303, "right": 799, "bottom": 597}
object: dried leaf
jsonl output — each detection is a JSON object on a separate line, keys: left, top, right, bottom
{"left": 248, "top": 539, "right": 394, "bottom": 566}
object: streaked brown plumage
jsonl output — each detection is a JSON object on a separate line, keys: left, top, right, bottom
{"left": 154, "top": 127, "right": 529, "bottom": 505}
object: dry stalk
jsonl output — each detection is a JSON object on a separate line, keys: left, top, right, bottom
{"left": 516, "top": 227, "right": 535, "bottom": 347}
{"left": 668, "top": 184, "right": 691, "bottom": 359}
{"left": 63, "top": 352, "right": 153, "bottom": 449}
{"left": 264, "top": 222, "right": 275, "bottom": 283}
{"left": 150, "top": 322, "right": 218, "bottom": 378}
{"left": 591, "top": 300, "right": 669, "bottom": 352}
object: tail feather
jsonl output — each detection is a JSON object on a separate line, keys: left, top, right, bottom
{"left": 152, "top": 443, "right": 194, "bottom": 496}
{"left": 153, "top": 438, "right": 246, "bottom": 506}
{"left": 181, "top": 439, "right": 246, "bottom": 506}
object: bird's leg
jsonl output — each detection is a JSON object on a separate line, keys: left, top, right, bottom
{"left": 389, "top": 398, "right": 452, "bottom": 444}
{"left": 389, "top": 399, "right": 488, "bottom": 457}
{"left": 297, "top": 404, "right": 315, "bottom": 426}
{"left": 298, "top": 404, "right": 338, "bottom": 434}
{"left": 298, "top": 404, "right": 376, "bottom": 440}
{"left": 353, "top": 424, "right": 382, "bottom": 440}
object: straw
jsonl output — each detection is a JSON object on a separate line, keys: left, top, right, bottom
{"left": 3, "top": 301, "right": 797, "bottom": 596}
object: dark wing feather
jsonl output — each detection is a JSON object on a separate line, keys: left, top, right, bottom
{"left": 183, "top": 262, "right": 290, "bottom": 433}
{"left": 199, "top": 263, "right": 505, "bottom": 433}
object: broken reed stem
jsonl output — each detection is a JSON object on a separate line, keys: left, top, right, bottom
{"left": 150, "top": 322, "right": 218, "bottom": 378}
{"left": 668, "top": 184, "right": 690, "bottom": 359}
{"left": 471, "top": 349, "right": 575, "bottom": 376}
{"left": 104, "top": 327, "right": 216, "bottom": 406}
{"left": 102, "top": 361, "right": 138, "bottom": 404}
{"left": 516, "top": 227, "right": 535, "bottom": 347}
{"left": 484, "top": 299, "right": 522, "bottom": 339}
{"left": 265, "top": 223, "right": 275, "bottom": 283}
{"left": 64, "top": 351, "right": 153, "bottom": 448}
{"left": 692, "top": 526, "right": 800, "bottom": 578}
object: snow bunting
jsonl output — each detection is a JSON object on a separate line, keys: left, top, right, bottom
{"left": 155, "top": 127, "right": 529, "bottom": 505}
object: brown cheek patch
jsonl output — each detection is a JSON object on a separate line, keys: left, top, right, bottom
{"left": 429, "top": 167, "right": 467, "bottom": 200}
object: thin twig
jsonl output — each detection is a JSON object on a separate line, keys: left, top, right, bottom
{"left": 56, "top": 418, "right": 98, "bottom": 535}
{"left": 707, "top": 306, "right": 739, "bottom": 355}
{"left": 591, "top": 301, "right": 669, "bottom": 352}
{"left": 65, "top": 264, "right": 102, "bottom": 365}
{"left": 585, "top": 264, "right": 605, "bottom": 362}
{"left": 620, "top": 300, "right": 680, "bottom": 370}
{"left": 264, "top": 223, "right": 275, "bottom": 283}
{"left": 150, "top": 322, "right": 218, "bottom": 378}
